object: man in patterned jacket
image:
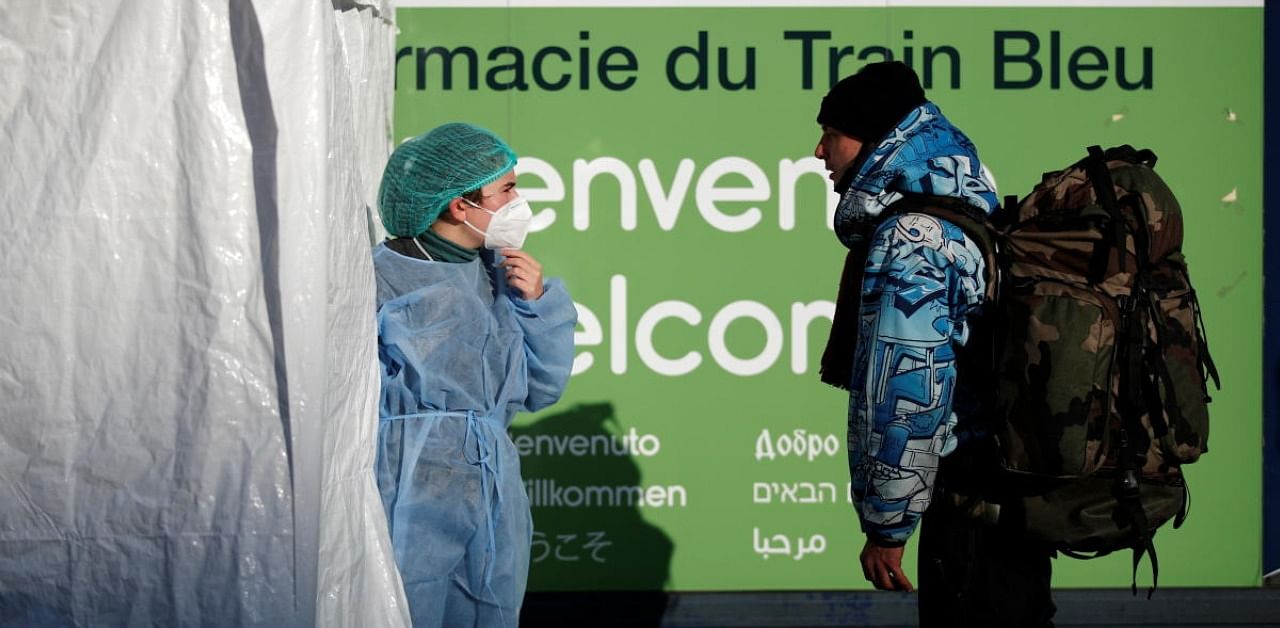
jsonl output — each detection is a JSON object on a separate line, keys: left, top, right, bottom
{"left": 814, "top": 61, "right": 1055, "bottom": 627}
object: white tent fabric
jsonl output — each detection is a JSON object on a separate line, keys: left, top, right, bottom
{"left": 0, "top": 1, "right": 407, "bottom": 625}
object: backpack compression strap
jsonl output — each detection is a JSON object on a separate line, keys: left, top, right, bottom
{"left": 1084, "top": 145, "right": 1131, "bottom": 283}
{"left": 1085, "top": 145, "right": 1164, "bottom": 598}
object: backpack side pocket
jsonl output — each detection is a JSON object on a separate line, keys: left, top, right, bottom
{"left": 1145, "top": 285, "right": 1212, "bottom": 465}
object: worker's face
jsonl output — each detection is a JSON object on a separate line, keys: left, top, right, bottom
{"left": 814, "top": 125, "right": 864, "bottom": 189}
{"left": 463, "top": 170, "right": 518, "bottom": 232}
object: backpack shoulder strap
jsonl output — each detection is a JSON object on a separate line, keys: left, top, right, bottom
{"left": 882, "top": 194, "right": 999, "bottom": 303}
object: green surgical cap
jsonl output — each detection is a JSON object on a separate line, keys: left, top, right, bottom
{"left": 378, "top": 122, "right": 518, "bottom": 237}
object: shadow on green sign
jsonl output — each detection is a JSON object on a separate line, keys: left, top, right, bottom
{"left": 514, "top": 402, "right": 673, "bottom": 624}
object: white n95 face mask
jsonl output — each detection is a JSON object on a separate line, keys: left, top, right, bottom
{"left": 463, "top": 196, "right": 534, "bottom": 250}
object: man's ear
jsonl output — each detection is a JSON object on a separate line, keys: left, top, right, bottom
{"left": 441, "top": 197, "right": 468, "bottom": 223}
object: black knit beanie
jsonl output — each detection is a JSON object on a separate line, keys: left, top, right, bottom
{"left": 817, "top": 61, "right": 927, "bottom": 144}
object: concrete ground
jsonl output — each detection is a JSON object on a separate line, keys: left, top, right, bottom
{"left": 522, "top": 588, "right": 1280, "bottom": 627}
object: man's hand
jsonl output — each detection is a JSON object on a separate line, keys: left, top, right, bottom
{"left": 860, "top": 540, "right": 914, "bottom": 592}
{"left": 500, "top": 248, "right": 545, "bottom": 300}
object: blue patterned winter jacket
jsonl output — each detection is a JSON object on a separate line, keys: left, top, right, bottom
{"left": 838, "top": 103, "right": 999, "bottom": 545}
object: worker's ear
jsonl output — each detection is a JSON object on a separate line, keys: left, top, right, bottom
{"left": 441, "top": 197, "right": 469, "bottom": 223}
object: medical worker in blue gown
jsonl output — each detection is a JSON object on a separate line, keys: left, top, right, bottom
{"left": 373, "top": 123, "right": 576, "bottom": 627}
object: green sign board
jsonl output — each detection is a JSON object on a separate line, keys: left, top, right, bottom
{"left": 392, "top": 3, "right": 1263, "bottom": 591}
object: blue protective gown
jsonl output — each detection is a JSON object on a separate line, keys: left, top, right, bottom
{"left": 372, "top": 244, "right": 576, "bottom": 627}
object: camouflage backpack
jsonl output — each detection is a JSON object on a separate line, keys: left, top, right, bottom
{"left": 894, "top": 145, "right": 1220, "bottom": 594}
